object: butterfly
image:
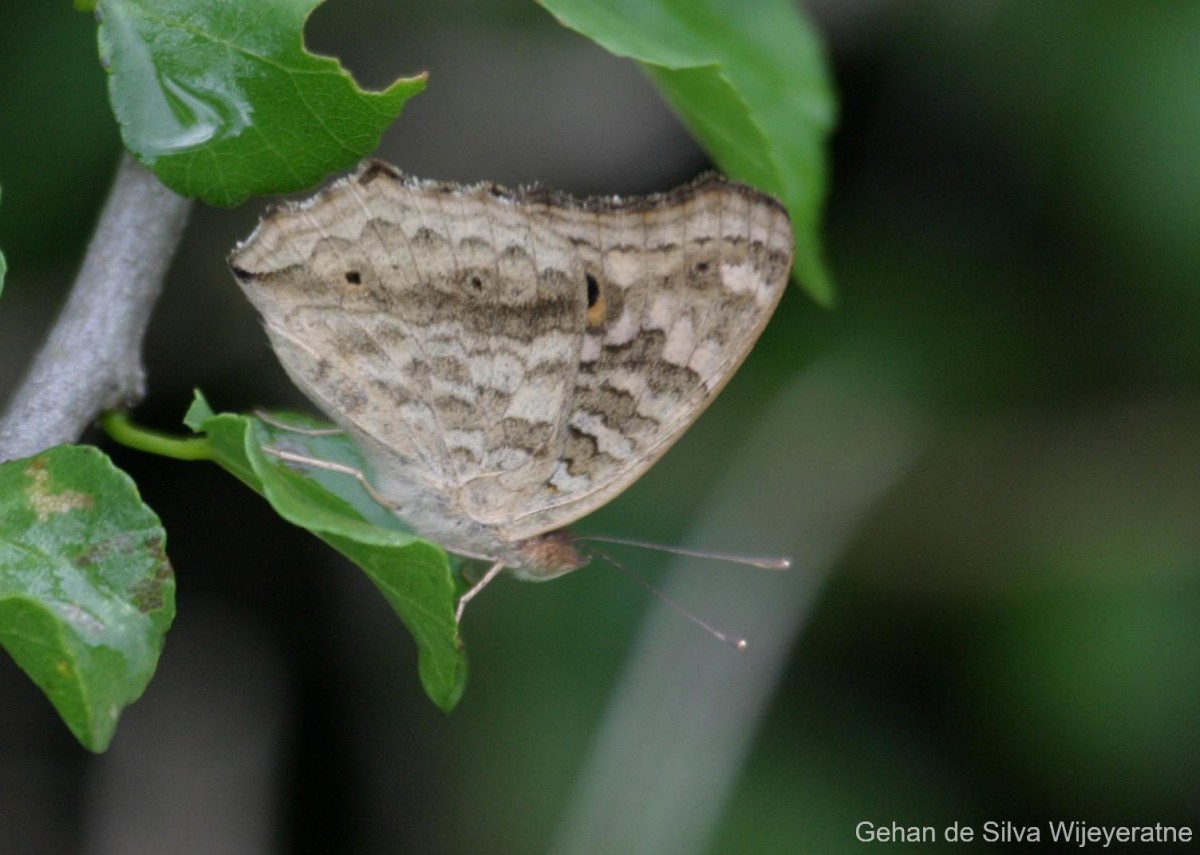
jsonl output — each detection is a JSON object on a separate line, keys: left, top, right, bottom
{"left": 231, "top": 160, "right": 793, "bottom": 614}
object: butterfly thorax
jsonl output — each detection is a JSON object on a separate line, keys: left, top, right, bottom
{"left": 508, "top": 530, "right": 590, "bottom": 581}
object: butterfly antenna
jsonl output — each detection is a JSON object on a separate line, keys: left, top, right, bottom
{"left": 582, "top": 545, "right": 749, "bottom": 651}
{"left": 578, "top": 535, "right": 791, "bottom": 570}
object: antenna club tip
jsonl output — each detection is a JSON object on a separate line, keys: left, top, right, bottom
{"left": 734, "top": 638, "right": 748, "bottom": 651}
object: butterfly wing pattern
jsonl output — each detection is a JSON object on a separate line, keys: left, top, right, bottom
{"left": 231, "top": 160, "right": 793, "bottom": 579}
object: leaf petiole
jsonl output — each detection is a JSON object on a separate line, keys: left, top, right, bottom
{"left": 102, "top": 410, "right": 214, "bottom": 461}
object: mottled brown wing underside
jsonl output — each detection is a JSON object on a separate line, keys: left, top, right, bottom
{"left": 506, "top": 175, "right": 794, "bottom": 539}
{"left": 231, "top": 160, "right": 793, "bottom": 556}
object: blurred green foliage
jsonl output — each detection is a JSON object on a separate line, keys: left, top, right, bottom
{"left": 0, "top": 0, "right": 1196, "bottom": 852}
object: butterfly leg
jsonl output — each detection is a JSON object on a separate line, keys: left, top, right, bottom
{"left": 260, "top": 446, "right": 392, "bottom": 509}
{"left": 456, "top": 559, "right": 507, "bottom": 624}
{"left": 254, "top": 410, "right": 344, "bottom": 436}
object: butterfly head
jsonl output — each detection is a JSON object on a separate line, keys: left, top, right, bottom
{"left": 508, "top": 530, "right": 590, "bottom": 581}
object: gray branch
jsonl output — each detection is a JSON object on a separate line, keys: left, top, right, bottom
{"left": 0, "top": 152, "right": 192, "bottom": 462}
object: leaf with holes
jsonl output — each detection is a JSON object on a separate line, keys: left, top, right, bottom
{"left": 95, "top": 0, "right": 427, "bottom": 206}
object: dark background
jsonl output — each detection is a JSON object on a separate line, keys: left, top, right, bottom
{"left": 1, "top": 1, "right": 1197, "bottom": 852}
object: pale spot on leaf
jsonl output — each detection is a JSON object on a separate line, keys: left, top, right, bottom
{"left": 24, "top": 459, "right": 95, "bottom": 523}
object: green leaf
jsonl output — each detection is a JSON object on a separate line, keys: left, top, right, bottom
{"left": 537, "top": 0, "right": 837, "bottom": 304}
{"left": 0, "top": 445, "right": 175, "bottom": 752}
{"left": 0, "top": 183, "right": 6, "bottom": 295}
{"left": 183, "top": 391, "right": 466, "bottom": 710}
{"left": 95, "top": 0, "right": 427, "bottom": 206}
